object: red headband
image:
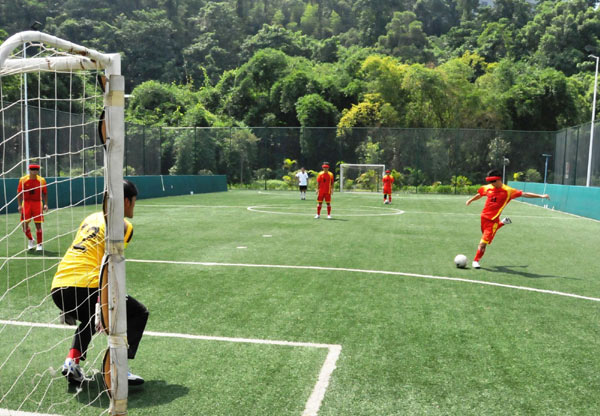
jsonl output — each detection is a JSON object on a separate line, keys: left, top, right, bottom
{"left": 322, "top": 164, "right": 329, "bottom": 168}
{"left": 29, "top": 164, "right": 41, "bottom": 170}
{"left": 486, "top": 176, "right": 501, "bottom": 182}
{"left": 385, "top": 170, "right": 391, "bottom": 173}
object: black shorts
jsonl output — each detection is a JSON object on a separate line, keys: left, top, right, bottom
{"left": 299, "top": 185, "right": 307, "bottom": 191}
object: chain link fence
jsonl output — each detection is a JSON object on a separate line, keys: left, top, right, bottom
{"left": 123, "top": 124, "right": 596, "bottom": 188}
{"left": 2, "top": 101, "right": 598, "bottom": 188}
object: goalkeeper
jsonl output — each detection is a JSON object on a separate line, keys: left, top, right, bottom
{"left": 51, "top": 179, "right": 148, "bottom": 385}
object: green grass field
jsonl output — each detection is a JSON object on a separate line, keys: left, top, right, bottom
{"left": 1, "top": 189, "right": 600, "bottom": 415}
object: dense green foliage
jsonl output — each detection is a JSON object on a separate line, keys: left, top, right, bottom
{"left": 1, "top": 0, "right": 598, "bottom": 130}
{"left": 1, "top": 0, "right": 599, "bottom": 182}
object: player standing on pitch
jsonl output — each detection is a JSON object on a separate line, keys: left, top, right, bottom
{"left": 296, "top": 167, "right": 309, "bottom": 200}
{"left": 17, "top": 163, "right": 48, "bottom": 251}
{"left": 466, "top": 169, "right": 549, "bottom": 269}
{"left": 315, "top": 163, "right": 334, "bottom": 219}
{"left": 382, "top": 169, "right": 394, "bottom": 204}
{"left": 51, "top": 179, "right": 148, "bottom": 385}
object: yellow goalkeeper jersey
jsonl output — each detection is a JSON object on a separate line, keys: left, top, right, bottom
{"left": 51, "top": 212, "right": 133, "bottom": 289}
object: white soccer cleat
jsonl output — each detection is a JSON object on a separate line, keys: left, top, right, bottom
{"left": 27, "top": 239, "right": 35, "bottom": 250}
{"left": 61, "top": 358, "right": 84, "bottom": 384}
{"left": 501, "top": 217, "right": 512, "bottom": 225}
{"left": 128, "top": 371, "right": 144, "bottom": 386}
{"left": 472, "top": 261, "right": 481, "bottom": 269}
{"left": 314, "top": 214, "right": 320, "bottom": 219}
{"left": 327, "top": 215, "right": 332, "bottom": 219}
{"left": 36, "top": 244, "right": 43, "bottom": 251}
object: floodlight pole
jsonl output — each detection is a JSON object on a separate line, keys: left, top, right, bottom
{"left": 542, "top": 153, "right": 552, "bottom": 193}
{"left": 587, "top": 55, "right": 598, "bottom": 187}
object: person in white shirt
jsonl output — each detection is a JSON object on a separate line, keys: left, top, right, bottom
{"left": 295, "top": 167, "right": 309, "bottom": 200}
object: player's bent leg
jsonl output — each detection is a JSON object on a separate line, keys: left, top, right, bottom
{"left": 125, "top": 295, "right": 149, "bottom": 360}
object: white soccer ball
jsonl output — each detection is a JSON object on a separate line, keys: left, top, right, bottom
{"left": 454, "top": 254, "right": 468, "bottom": 269}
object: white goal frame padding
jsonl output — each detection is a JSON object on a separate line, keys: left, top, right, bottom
{"left": 339, "top": 164, "right": 385, "bottom": 192}
{"left": 0, "top": 31, "right": 128, "bottom": 415}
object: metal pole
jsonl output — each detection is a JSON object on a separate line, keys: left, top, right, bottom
{"left": 587, "top": 55, "right": 598, "bottom": 187}
{"left": 542, "top": 153, "right": 552, "bottom": 196}
{"left": 23, "top": 42, "right": 30, "bottom": 166}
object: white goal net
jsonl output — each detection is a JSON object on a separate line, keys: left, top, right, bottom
{"left": 0, "top": 31, "right": 127, "bottom": 415}
{"left": 339, "top": 164, "right": 385, "bottom": 192}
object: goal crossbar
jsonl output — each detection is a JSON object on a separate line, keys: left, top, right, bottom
{"left": 0, "top": 31, "right": 117, "bottom": 75}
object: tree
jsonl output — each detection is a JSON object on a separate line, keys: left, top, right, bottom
{"left": 184, "top": 2, "right": 243, "bottom": 82}
{"left": 222, "top": 129, "right": 259, "bottom": 183}
{"left": 377, "top": 11, "right": 432, "bottom": 63}
{"left": 113, "top": 9, "right": 182, "bottom": 89}
{"left": 413, "top": 0, "right": 460, "bottom": 36}
{"left": 271, "top": 70, "right": 322, "bottom": 125}
{"left": 296, "top": 93, "right": 339, "bottom": 166}
{"left": 487, "top": 137, "right": 511, "bottom": 168}
{"left": 127, "top": 81, "right": 182, "bottom": 126}
{"left": 498, "top": 62, "right": 583, "bottom": 130}
{"left": 240, "top": 24, "right": 313, "bottom": 61}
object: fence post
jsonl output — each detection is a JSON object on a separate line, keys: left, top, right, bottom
{"left": 574, "top": 126, "right": 580, "bottom": 185}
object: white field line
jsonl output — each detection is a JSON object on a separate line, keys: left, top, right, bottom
{"left": 127, "top": 259, "right": 600, "bottom": 303}
{"left": 514, "top": 199, "right": 600, "bottom": 223}
{"left": 136, "top": 202, "right": 581, "bottom": 221}
{"left": 1, "top": 257, "right": 598, "bottom": 302}
{"left": 247, "top": 205, "right": 404, "bottom": 217}
{"left": 0, "top": 320, "right": 341, "bottom": 416}
{"left": 2, "top": 257, "right": 598, "bottom": 302}
{"left": 0, "top": 410, "right": 62, "bottom": 416}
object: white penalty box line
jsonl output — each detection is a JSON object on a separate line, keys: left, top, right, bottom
{"left": 0, "top": 319, "right": 340, "bottom": 416}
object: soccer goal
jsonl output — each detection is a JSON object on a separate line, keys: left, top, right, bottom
{"left": 339, "top": 164, "right": 386, "bottom": 192}
{"left": 0, "top": 31, "right": 127, "bottom": 415}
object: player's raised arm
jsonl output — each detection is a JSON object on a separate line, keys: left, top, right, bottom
{"left": 521, "top": 192, "right": 550, "bottom": 200}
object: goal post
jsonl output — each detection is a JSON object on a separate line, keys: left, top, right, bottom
{"left": 339, "top": 164, "right": 386, "bottom": 192}
{"left": 0, "top": 31, "right": 127, "bottom": 414}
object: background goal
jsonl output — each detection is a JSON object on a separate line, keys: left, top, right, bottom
{"left": 339, "top": 164, "right": 385, "bottom": 192}
{"left": 0, "top": 31, "right": 127, "bottom": 415}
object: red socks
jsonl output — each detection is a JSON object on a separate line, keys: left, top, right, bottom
{"left": 327, "top": 204, "right": 331, "bottom": 215}
{"left": 474, "top": 249, "right": 484, "bottom": 262}
{"left": 68, "top": 348, "right": 81, "bottom": 364}
{"left": 317, "top": 204, "right": 322, "bottom": 215}
{"left": 36, "top": 229, "right": 43, "bottom": 244}
{"left": 25, "top": 228, "right": 33, "bottom": 241}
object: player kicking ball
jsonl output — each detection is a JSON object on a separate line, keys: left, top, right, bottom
{"left": 466, "top": 169, "right": 549, "bottom": 269}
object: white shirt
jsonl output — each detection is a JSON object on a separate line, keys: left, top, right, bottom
{"left": 296, "top": 171, "right": 309, "bottom": 186}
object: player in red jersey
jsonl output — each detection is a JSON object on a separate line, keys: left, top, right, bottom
{"left": 17, "top": 163, "right": 48, "bottom": 251}
{"left": 315, "top": 163, "right": 334, "bottom": 219}
{"left": 466, "top": 169, "right": 549, "bottom": 269}
{"left": 382, "top": 169, "right": 394, "bottom": 204}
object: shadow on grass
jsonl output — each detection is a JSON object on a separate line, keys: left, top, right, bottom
{"left": 484, "top": 264, "right": 580, "bottom": 280}
{"left": 71, "top": 373, "right": 110, "bottom": 408}
{"left": 129, "top": 380, "right": 189, "bottom": 408}
{"left": 28, "top": 249, "right": 60, "bottom": 257}
{"left": 71, "top": 374, "right": 189, "bottom": 409}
